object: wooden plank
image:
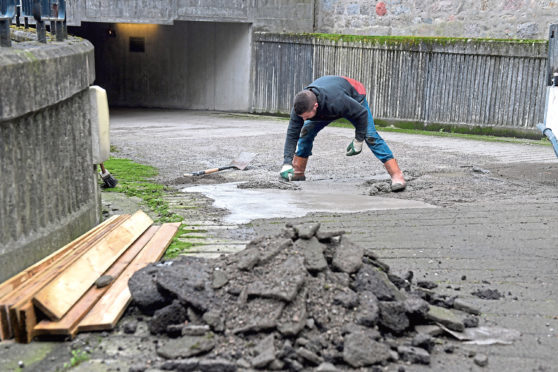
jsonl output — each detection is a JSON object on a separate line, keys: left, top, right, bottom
{"left": 19, "top": 302, "right": 36, "bottom": 344}
{"left": 33, "top": 225, "right": 160, "bottom": 338}
{"left": 33, "top": 210, "right": 154, "bottom": 320}
{"left": 78, "top": 222, "right": 180, "bottom": 332}
{"left": 0, "top": 215, "right": 120, "bottom": 301}
{"left": 8, "top": 306, "right": 24, "bottom": 343}
{"left": 0, "top": 216, "right": 122, "bottom": 341}
{"left": 9, "top": 300, "right": 36, "bottom": 343}
{"left": 0, "top": 305, "right": 9, "bottom": 341}
{"left": 7, "top": 215, "right": 132, "bottom": 343}
{"left": 0, "top": 215, "right": 130, "bottom": 341}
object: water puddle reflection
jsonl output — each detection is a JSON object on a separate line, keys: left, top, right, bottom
{"left": 182, "top": 182, "right": 434, "bottom": 224}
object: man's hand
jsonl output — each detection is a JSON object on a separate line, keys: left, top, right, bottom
{"left": 346, "top": 139, "right": 363, "bottom": 156}
{"left": 280, "top": 164, "right": 294, "bottom": 181}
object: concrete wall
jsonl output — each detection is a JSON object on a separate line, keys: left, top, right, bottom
{"left": 316, "top": 0, "right": 558, "bottom": 40}
{"left": 0, "top": 37, "right": 99, "bottom": 283}
{"left": 67, "top": 0, "right": 558, "bottom": 39}
{"left": 72, "top": 21, "right": 251, "bottom": 111}
{"left": 67, "top": 0, "right": 315, "bottom": 33}
{"left": 252, "top": 33, "right": 547, "bottom": 135}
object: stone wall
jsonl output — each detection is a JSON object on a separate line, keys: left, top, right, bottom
{"left": 0, "top": 35, "right": 99, "bottom": 283}
{"left": 316, "top": 0, "right": 558, "bottom": 40}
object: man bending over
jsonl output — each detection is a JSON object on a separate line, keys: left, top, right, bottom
{"left": 280, "top": 75, "right": 406, "bottom": 191}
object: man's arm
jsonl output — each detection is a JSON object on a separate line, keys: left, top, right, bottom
{"left": 342, "top": 97, "right": 369, "bottom": 141}
{"left": 283, "top": 109, "right": 304, "bottom": 164}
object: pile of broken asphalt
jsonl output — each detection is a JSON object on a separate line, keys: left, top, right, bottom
{"left": 126, "top": 222, "right": 488, "bottom": 371}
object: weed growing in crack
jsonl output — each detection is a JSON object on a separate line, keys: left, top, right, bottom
{"left": 61, "top": 349, "right": 89, "bottom": 370}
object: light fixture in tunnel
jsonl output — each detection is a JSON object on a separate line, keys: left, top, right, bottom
{"left": 106, "top": 25, "right": 116, "bottom": 38}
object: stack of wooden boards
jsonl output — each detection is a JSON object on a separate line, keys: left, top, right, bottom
{"left": 0, "top": 210, "right": 180, "bottom": 343}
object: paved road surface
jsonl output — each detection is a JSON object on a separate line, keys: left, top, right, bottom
{"left": 108, "top": 109, "right": 558, "bottom": 371}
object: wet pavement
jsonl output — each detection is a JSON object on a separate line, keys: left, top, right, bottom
{"left": 183, "top": 181, "right": 434, "bottom": 224}
{"left": 2, "top": 109, "right": 558, "bottom": 371}
{"left": 111, "top": 109, "right": 558, "bottom": 371}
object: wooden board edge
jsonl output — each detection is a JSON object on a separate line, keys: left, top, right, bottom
{"left": 76, "top": 298, "right": 133, "bottom": 333}
{"left": 8, "top": 305, "right": 23, "bottom": 343}
{"left": 19, "top": 303, "right": 37, "bottom": 343}
{"left": 76, "top": 222, "right": 179, "bottom": 332}
{"left": 0, "top": 304, "right": 11, "bottom": 341}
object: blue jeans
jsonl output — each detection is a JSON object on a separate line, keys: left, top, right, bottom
{"left": 295, "top": 100, "right": 394, "bottom": 163}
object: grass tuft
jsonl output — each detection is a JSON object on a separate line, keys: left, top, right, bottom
{"left": 101, "top": 157, "right": 199, "bottom": 258}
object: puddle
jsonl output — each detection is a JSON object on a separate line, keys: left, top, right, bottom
{"left": 182, "top": 182, "right": 435, "bottom": 225}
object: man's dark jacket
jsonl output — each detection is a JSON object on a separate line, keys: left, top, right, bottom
{"left": 283, "top": 75, "right": 369, "bottom": 164}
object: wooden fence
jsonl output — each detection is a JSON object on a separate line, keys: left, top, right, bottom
{"left": 252, "top": 33, "right": 548, "bottom": 133}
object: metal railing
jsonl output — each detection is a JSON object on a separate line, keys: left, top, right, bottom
{"left": 0, "top": 0, "right": 66, "bottom": 47}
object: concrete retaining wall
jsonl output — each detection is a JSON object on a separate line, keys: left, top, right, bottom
{"left": 252, "top": 33, "right": 547, "bottom": 134}
{"left": 67, "top": 0, "right": 315, "bottom": 33}
{"left": 0, "top": 36, "right": 99, "bottom": 283}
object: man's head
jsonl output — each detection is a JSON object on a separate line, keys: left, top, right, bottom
{"left": 294, "top": 90, "right": 318, "bottom": 120}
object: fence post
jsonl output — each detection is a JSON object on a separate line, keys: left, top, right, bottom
{"left": 32, "top": 0, "right": 46, "bottom": 43}
{"left": 0, "top": 20, "right": 10, "bottom": 47}
{"left": 36, "top": 19, "right": 45, "bottom": 42}
{"left": 0, "top": 0, "right": 15, "bottom": 47}
{"left": 547, "top": 24, "right": 558, "bottom": 86}
{"left": 15, "top": 3, "right": 20, "bottom": 27}
{"left": 55, "top": 20, "right": 62, "bottom": 40}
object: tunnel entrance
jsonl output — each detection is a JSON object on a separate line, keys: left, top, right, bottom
{"left": 70, "top": 21, "right": 252, "bottom": 111}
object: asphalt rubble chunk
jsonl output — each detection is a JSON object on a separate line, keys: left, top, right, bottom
{"left": 127, "top": 222, "right": 499, "bottom": 371}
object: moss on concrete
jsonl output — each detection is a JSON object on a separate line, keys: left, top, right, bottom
{"left": 1, "top": 342, "right": 56, "bottom": 372}
{"left": 294, "top": 32, "right": 545, "bottom": 46}
{"left": 373, "top": 118, "right": 545, "bottom": 141}
{"left": 101, "top": 157, "right": 199, "bottom": 258}
{"left": 14, "top": 49, "right": 39, "bottom": 61}
{"left": 329, "top": 117, "right": 548, "bottom": 145}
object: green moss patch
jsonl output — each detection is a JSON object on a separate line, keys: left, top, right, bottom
{"left": 294, "top": 32, "right": 544, "bottom": 45}
{"left": 101, "top": 157, "right": 199, "bottom": 258}
{"left": 329, "top": 118, "right": 548, "bottom": 145}
{"left": 3, "top": 342, "right": 55, "bottom": 372}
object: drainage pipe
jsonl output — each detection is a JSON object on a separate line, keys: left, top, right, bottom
{"left": 537, "top": 123, "right": 558, "bottom": 158}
